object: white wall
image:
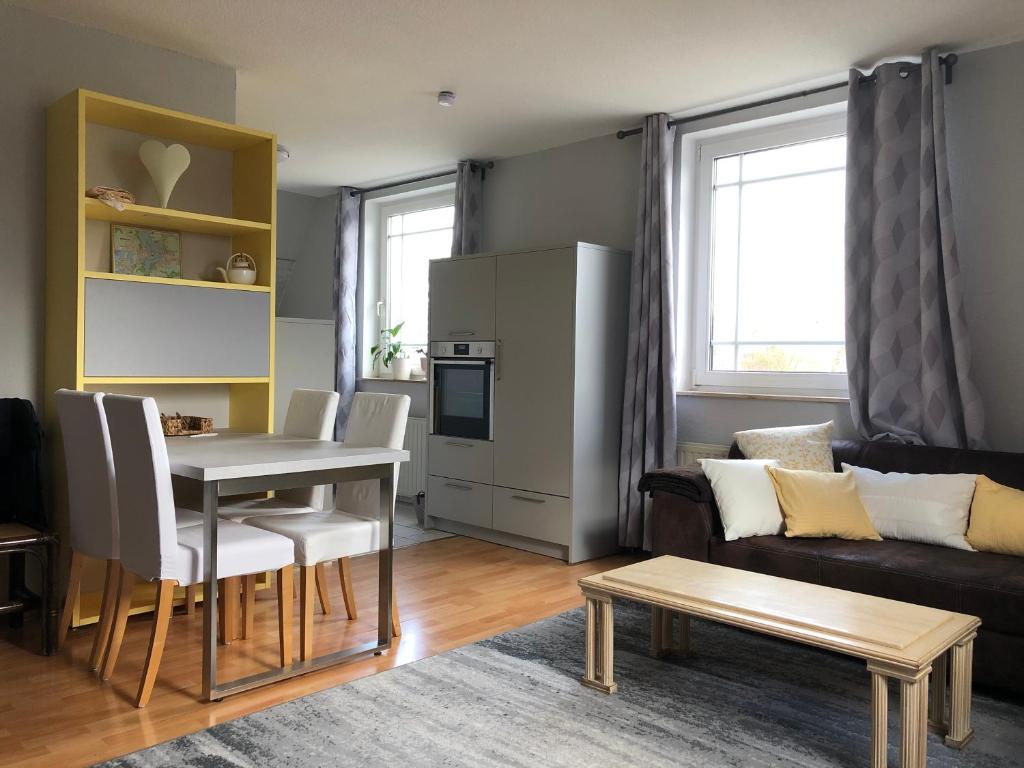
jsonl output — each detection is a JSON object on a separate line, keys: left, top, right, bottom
{"left": 0, "top": 6, "right": 237, "bottom": 409}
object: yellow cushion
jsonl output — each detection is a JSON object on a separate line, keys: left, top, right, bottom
{"left": 966, "top": 476, "right": 1024, "bottom": 556}
{"left": 766, "top": 467, "right": 881, "bottom": 541}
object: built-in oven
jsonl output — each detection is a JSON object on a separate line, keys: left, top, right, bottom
{"left": 429, "top": 341, "right": 495, "bottom": 441}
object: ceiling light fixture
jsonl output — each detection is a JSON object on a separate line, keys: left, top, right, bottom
{"left": 276, "top": 144, "right": 291, "bottom": 162}
{"left": 437, "top": 90, "right": 456, "bottom": 107}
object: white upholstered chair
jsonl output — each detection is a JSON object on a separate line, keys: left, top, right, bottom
{"left": 54, "top": 389, "right": 203, "bottom": 673}
{"left": 217, "top": 388, "right": 339, "bottom": 618}
{"left": 218, "top": 389, "right": 340, "bottom": 521}
{"left": 246, "top": 392, "right": 410, "bottom": 659}
{"left": 100, "top": 394, "right": 296, "bottom": 707}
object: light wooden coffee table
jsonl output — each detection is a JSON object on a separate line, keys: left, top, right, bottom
{"left": 579, "top": 556, "right": 980, "bottom": 768}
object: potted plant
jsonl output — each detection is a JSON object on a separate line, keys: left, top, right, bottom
{"left": 370, "top": 322, "right": 404, "bottom": 379}
{"left": 392, "top": 350, "right": 414, "bottom": 381}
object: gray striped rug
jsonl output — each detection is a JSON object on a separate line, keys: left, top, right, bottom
{"left": 99, "top": 602, "right": 1023, "bottom": 767}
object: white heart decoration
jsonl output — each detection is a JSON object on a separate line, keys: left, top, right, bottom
{"left": 139, "top": 140, "right": 191, "bottom": 208}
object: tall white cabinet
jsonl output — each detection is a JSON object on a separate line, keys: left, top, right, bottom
{"left": 426, "top": 243, "right": 629, "bottom": 563}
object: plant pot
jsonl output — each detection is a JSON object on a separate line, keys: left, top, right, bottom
{"left": 373, "top": 359, "right": 392, "bottom": 379}
{"left": 420, "top": 355, "right": 429, "bottom": 375}
{"left": 392, "top": 358, "right": 414, "bottom": 381}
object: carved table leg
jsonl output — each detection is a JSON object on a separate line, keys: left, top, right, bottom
{"left": 581, "top": 594, "right": 617, "bottom": 694}
{"left": 899, "top": 670, "right": 929, "bottom": 768}
{"left": 945, "top": 633, "right": 976, "bottom": 749}
{"left": 928, "top": 651, "right": 948, "bottom": 734}
{"left": 870, "top": 671, "right": 888, "bottom": 768}
{"left": 650, "top": 608, "right": 692, "bottom": 659}
{"left": 868, "top": 662, "right": 929, "bottom": 768}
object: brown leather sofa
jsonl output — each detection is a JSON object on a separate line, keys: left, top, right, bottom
{"left": 640, "top": 439, "right": 1024, "bottom": 696}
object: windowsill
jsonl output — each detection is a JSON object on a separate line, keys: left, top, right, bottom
{"left": 677, "top": 389, "right": 849, "bottom": 405}
{"left": 359, "top": 377, "right": 428, "bottom": 385}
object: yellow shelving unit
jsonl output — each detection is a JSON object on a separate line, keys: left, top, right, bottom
{"left": 45, "top": 89, "right": 278, "bottom": 626}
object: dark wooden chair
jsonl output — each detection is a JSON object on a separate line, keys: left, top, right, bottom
{"left": 1, "top": 398, "right": 56, "bottom": 656}
{"left": 1, "top": 523, "right": 58, "bottom": 655}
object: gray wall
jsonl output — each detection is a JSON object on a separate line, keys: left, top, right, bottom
{"left": 0, "top": 6, "right": 236, "bottom": 408}
{"left": 946, "top": 41, "right": 1024, "bottom": 453}
{"left": 481, "top": 133, "right": 639, "bottom": 253}
{"left": 476, "top": 40, "right": 1024, "bottom": 451}
{"left": 276, "top": 190, "right": 337, "bottom": 319}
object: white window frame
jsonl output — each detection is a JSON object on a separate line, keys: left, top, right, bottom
{"left": 690, "top": 112, "right": 849, "bottom": 397}
{"left": 362, "top": 186, "right": 454, "bottom": 378}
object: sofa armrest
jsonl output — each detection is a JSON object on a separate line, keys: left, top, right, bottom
{"left": 638, "top": 466, "right": 715, "bottom": 504}
{"left": 641, "top": 466, "right": 720, "bottom": 562}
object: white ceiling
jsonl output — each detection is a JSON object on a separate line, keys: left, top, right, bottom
{"left": 18, "top": 0, "right": 1024, "bottom": 195}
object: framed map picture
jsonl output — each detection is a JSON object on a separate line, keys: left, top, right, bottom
{"left": 111, "top": 224, "right": 182, "bottom": 278}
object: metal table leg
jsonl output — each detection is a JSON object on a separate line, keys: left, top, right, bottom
{"left": 201, "top": 480, "right": 220, "bottom": 701}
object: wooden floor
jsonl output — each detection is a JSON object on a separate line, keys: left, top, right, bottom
{"left": 0, "top": 537, "right": 631, "bottom": 767}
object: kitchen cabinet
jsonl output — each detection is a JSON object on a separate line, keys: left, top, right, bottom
{"left": 427, "top": 256, "right": 495, "bottom": 341}
{"left": 426, "top": 243, "right": 629, "bottom": 563}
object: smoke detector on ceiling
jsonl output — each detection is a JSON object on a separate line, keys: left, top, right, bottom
{"left": 437, "top": 90, "right": 456, "bottom": 107}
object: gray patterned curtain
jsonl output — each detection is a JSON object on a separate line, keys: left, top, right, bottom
{"left": 451, "top": 160, "right": 483, "bottom": 256}
{"left": 845, "top": 50, "right": 985, "bottom": 449}
{"left": 333, "top": 187, "right": 361, "bottom": 440}
{"left": 618, "top": 113, "right": 677, "bottom": 550}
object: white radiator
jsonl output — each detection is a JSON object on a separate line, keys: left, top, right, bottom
{"left": 676, "top": 441, "right": 729, "bottom": 466}
{"left": 398, "top": 417, "right": 428, "bottom": 498}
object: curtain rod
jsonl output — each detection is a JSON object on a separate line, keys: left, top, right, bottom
{"left": 616, "top": 53, "right": 958, "bottom": 139}
{"left": 349, "top": 161, "right": 495, "bottom": 197}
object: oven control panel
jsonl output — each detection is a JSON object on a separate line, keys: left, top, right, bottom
{"left": 430, "top": 341, "right": 496, "bottom": 359}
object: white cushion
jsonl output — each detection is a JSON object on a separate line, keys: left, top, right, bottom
{"left": 734, "top": 422, "right": 835, "bottom": 472}
{"left": 173, "top": 521, "right": 294, "bottom": 585}
{"left": 217, "top": 498, "right": 316, "bottom": 522}
{"left": 841, "top": 463, "right": 977, "bottom": 551}
{"left": 246, "top": 511, "right": 381, "bottom": 566}
{"left": 174, "top": 508, "right": 206, "bottom": 528}
{"left": 700, "top": 459, "right": 784, "bottom": 541}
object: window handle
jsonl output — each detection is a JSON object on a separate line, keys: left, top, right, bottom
{"left": 449, "top": 330, "right": 476, "bottom": 337}
{"left": 445, "top": 482, "right": 473, "bottom": 491}
{"left": 446, "top": 441, "right": 474, "bottom": 449}
{"left": 510, "top": 494, "right": 545, "bottom": 504}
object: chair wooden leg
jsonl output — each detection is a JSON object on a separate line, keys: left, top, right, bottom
{"left": 391, "top": 588, "right": 402, "bottom": 638}
{"left": 225, "top": 576, "right": 241, "bottom": 641}
{"left": 89, "top": 559, "right": 119, "bottom": 670}
{"left": 337, "top": 557, "right": 357, "bottom": 620}
{"left": 58, "top": 551, "right": 84, "bottom": 650}
{"left": 185, "top": 584, "right": 197, "bottom": 617}
{"left": 135, "top": 579, "right": 175, "bottom": 708}
{"left": 100, "top": 567, "right": 136, "bottom": 681}
{"left": 242, "top": 574, "right": 256, "bottom": 639}
{"left": 300, "top": 566, "right": 315, "bottom": 661}
{"left": 314, "top": 562, "right": 332, "bottom": 615}
{"left": 277, "top": 566, "right": 293, "bottom": 667}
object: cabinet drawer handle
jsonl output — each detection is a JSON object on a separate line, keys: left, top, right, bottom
{"left": 445, "top": 482, "right": 473, "bottom": 491}
{"left": 446, "top": 441, "right": 474, "bottom": 449}
{"left": 510, "top": 494, "right": 546, "bottom": 504}
{"left": 449, "top": 330, "right": 476, "bottom": 337}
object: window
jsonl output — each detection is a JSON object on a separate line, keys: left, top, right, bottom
{"left": 376, "top": 192, "right": 455, "bottom": 355}
{"left": 692, "top": 113, "right": 848, "bottom": 395}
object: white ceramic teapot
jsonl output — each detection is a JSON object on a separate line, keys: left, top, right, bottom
{"left": 216, "top": 252, "right": 257, "bottom": 285}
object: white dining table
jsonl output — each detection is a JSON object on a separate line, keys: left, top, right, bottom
{"left": 166, "top": 432, "right": 409, "bottom": 701}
